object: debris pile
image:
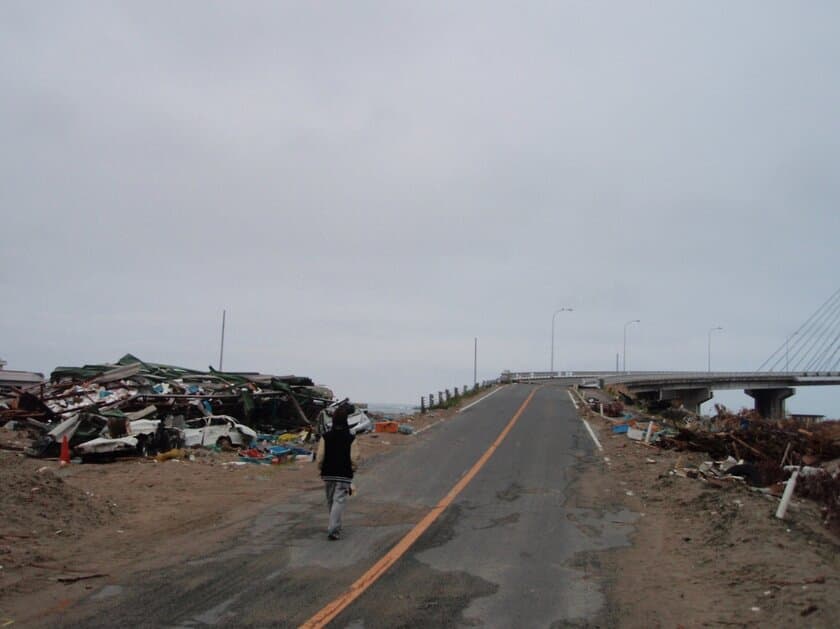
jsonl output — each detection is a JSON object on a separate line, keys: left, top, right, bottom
{"left": 797, "top": 472, "right": 840, "bottom": 534}
{"left": 0, "top": 354, "right": 346, "bottom": 463}
{"left": 586, "top": 397, "right": 624, "bottom": 418}
{"left": 587, "top": 384, "right": 840, "bottom": 534}
{"left": 658, "top": 408, "right": 840, "bottom": 468}
{"left": 644, "top": 405, "right": 840, "bottom": 534}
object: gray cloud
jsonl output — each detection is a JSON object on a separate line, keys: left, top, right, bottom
{"left": 2, "top": 1, "right": 838, "bottom": 414}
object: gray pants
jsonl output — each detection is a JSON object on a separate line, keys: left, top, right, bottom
{"left": 324, "top": 481, "right": 351, "bottom": 535}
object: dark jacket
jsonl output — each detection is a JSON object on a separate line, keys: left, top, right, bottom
{"left": 319, "top": 429, "right": 356, "bottom": 482}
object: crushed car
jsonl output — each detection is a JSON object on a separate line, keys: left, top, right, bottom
{"left": 182, "top": 415, "right": 258, "bottom": 449}
{"left": 26, "top": 405, "right": 183, "bottom": 460}
{"left": 316, "top": 399, "right": 373, "bottom": 435}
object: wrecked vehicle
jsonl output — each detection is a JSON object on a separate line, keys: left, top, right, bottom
{"left": 346, "top": 409, "right": 373, "bottom": 435}
{"left": 75, "top": 419, "right": 184, "bottom": 460}
{"left": 182, "top": 415, "right": 257, "bottom": 449}
{"left": 26, "top": 413, "right": 107, "bottom": 457}
{"left": 316, "top": 399, "right": 373, "bottom": 436}
{"left": 26, "top": 407, "right": 183, "bottom": 460}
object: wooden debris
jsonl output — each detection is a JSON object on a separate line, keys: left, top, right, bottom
{"left": 55, "top": 573, "right": 108, "bottom": 584}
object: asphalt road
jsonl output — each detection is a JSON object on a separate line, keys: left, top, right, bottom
{"left": 52, "top": 384, "right": 635, "bottom": 628}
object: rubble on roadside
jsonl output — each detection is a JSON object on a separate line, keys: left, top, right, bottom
{"left": 581, "top": 389, "right": 840, "bottom": 535}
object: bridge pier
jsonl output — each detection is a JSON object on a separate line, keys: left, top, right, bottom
{"left": 745, "top": 387, "right": 794, "bottom": 419}
{"left": 657, "top": 388, "right": 713, "bottom": 414}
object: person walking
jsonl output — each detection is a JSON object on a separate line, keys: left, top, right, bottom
{"left": 316, "top": 402, "right": 360, "bottom": 540}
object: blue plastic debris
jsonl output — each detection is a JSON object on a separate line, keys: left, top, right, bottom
{"left": 612, "top": 424, "right": 629, "bottom": 434}
{"left": 288, "top": 446, "right": 312, "bottom": 457}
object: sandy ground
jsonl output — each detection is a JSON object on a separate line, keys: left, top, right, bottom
{"left": 0, "top": 400, "right": 468, "bottom": 626}
{"left": 572, "top": 390, "right": 840, "bottom": 628}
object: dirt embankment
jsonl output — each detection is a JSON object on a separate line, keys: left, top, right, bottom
{"left": 573, "top": 397, "right": 840, "bottom": 629}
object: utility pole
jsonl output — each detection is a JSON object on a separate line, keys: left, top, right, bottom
{"left": 219, "top": 309, "right": 226, "bottom": 371}
{"left": 473, "top": 337, "right": 477, "bottom": 387}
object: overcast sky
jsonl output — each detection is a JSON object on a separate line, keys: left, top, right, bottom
{"left": 2, "top": 2, "right": 838, "bottom": 414}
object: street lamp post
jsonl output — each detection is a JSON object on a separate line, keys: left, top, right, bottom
{"left": 551, "top": 308, "right": 573, "bottom": 373}
{"left": 707, "top": 326, "right": 723, "bottom": 372}
{"left": 219, "top": 309, "right": 227, "bottom": 371}
{"left": 623, "top": 319, "right": 640, "bottom": 373}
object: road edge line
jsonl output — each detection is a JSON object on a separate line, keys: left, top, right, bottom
{"left": 568, "top": 390, "right": 603, "bottom": 452}
{"left": 300, "top": 387, "right": 538, "bottom": 629}
{"left": 458, "top": 385, "right": 504, "bottom": 413}
{"left": 581, "top": 418, "right": 603, "bottom": 451}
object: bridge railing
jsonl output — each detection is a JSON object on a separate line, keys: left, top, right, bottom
{"left": 419, "top": 379, "right": 499, "bottom": 412}
{"left": 498, "top": 370, "right": 840, "bottom": 387}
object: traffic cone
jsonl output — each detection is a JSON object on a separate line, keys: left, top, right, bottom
{"left": 59, "top": 435, "right": 70, "bottom": 466}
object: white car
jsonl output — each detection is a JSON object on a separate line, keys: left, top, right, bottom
{"left": 182, "top": 415, "right": 257, "bottom": 449}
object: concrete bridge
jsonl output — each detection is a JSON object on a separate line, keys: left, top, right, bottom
{"left": 499, "top": 370, "right": 840, "bottom": 418}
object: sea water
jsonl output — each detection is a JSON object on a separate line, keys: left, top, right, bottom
{"left": 364, "top": 402, "right": 418, "bottom": 417}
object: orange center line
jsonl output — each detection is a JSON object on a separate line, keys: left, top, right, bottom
{"left": 300, "top": 387, "right": 539, "bottom": 629}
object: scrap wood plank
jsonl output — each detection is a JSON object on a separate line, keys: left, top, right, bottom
{"left": 55, "top": 573, "right": 108, "bottom": 583}
{"left": 29, "top": 563, "right": 98, "bottom": 573}
{"left": 730, "top": 435, "right": 765, "bottom": 459}
{"left": 767, "top": 576, "right": 825, "bottom": 586}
